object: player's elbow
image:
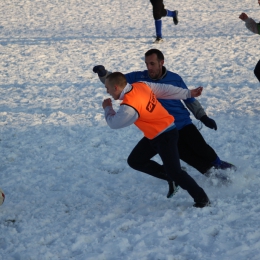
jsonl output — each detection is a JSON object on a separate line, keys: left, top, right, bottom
{"left": 106, "top": 121, "right": 121, "bottom": 129}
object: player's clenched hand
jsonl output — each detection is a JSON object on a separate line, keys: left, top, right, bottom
{"left": 190, "top": 86, "right": 203, "bottom": 97}
{"left": 239, "top": 13, "right": 248, "bottom": 21}
{"left": 93, "top": 65, "right": 106, "bottom": 77}
{"left": 102, "top": 98, "right": 112, "bottom": 109}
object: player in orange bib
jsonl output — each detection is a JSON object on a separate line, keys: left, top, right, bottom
{"left": 121, "top": 81, "right": 174, "bottom": 139}
{"left": 102, "top": 72, "right": 210, "bottom": 208}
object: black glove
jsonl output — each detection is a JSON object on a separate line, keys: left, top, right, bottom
{"left": 93, "top": 65, "right": 106, "bottom": 77}
{"left": 200, "top": 115, "right": 217, "bottom": 130}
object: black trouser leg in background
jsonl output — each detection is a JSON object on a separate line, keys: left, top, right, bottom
{"left": 150, "top": 0, "right": 167, "bottom": 20}
{"left": 254, "top": 59, "right": 260, "bottom": 82}
{"left": 178, "top": 124, "right": 218, "bottom": 174}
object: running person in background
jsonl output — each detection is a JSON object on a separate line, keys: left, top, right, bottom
{"left": 150, "top": 0, "right": 178, "bottom": 43}
{"left": 102, "top": 72, "right": 210, "bottom": 208}
{"left": 93, "top": 49, "right": 237, "bottom": 176}
{"left": 239, "top": 0, "right": 260, "bottom": 81}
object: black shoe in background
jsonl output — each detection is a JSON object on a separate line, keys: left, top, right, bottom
{"left": 173, "top": 10, "right": 179, "bottom": 25}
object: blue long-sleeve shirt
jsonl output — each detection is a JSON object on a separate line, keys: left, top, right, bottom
{"left": 124, "top": 69, "right": 202, "bottom": 130}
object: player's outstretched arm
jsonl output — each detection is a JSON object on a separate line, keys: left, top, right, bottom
{"left": 239, "top": 12, "right": 260, "bottom": 34}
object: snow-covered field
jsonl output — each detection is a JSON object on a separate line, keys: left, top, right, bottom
{"left": 1, "top": 0, "right": 260, "bottom": 259}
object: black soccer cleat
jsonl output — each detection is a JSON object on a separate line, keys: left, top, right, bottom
{"left": 214, "top": 161, "right": 237, "bottom": 171}
{"left": 173, "top": 10, "right": 179, "bottom": 25}
{"left": 193, "top": 197, "right": 211, "bottom": 208}
{"left": 167, "top": 181, "right": 179, "bottom": 198}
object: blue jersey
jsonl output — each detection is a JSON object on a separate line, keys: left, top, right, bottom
{"left": 125, "top": 69, "right": 194, "bottom": 130}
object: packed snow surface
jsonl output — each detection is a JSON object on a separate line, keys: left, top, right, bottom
{"left": 1, "top": 0, "right": 260, "bottom": 259}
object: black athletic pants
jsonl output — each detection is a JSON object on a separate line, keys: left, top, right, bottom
{"left": 127, "top": 128, "right": 208, "bottom": 202}
{"left": 254, "top": 59, "right": 260, "bottom": 82}
{"left": 150, "top": 0, "right": 167, "bottom": 20}
{"left": 178, "top": 124, "right": 218, "bottom": 174}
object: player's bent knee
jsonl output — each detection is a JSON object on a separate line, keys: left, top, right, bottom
{"left": 153, "top": 12, "right": 162, "bottom": 20}
{"left": 127, "top": 156, "right": 136, "bottom": 169}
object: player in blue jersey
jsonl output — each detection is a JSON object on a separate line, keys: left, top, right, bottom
{"left": 150, "top": 0, "right": 178, "bottom": 43}
{"left": 93, "top": 49, "right": 236, "bottom": 177}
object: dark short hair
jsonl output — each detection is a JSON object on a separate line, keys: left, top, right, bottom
{"left": 145, "top": 49, "right": 164, "bottom": 61}
{"left": 106, "top": 72, "right": 127, "bottom": 87}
